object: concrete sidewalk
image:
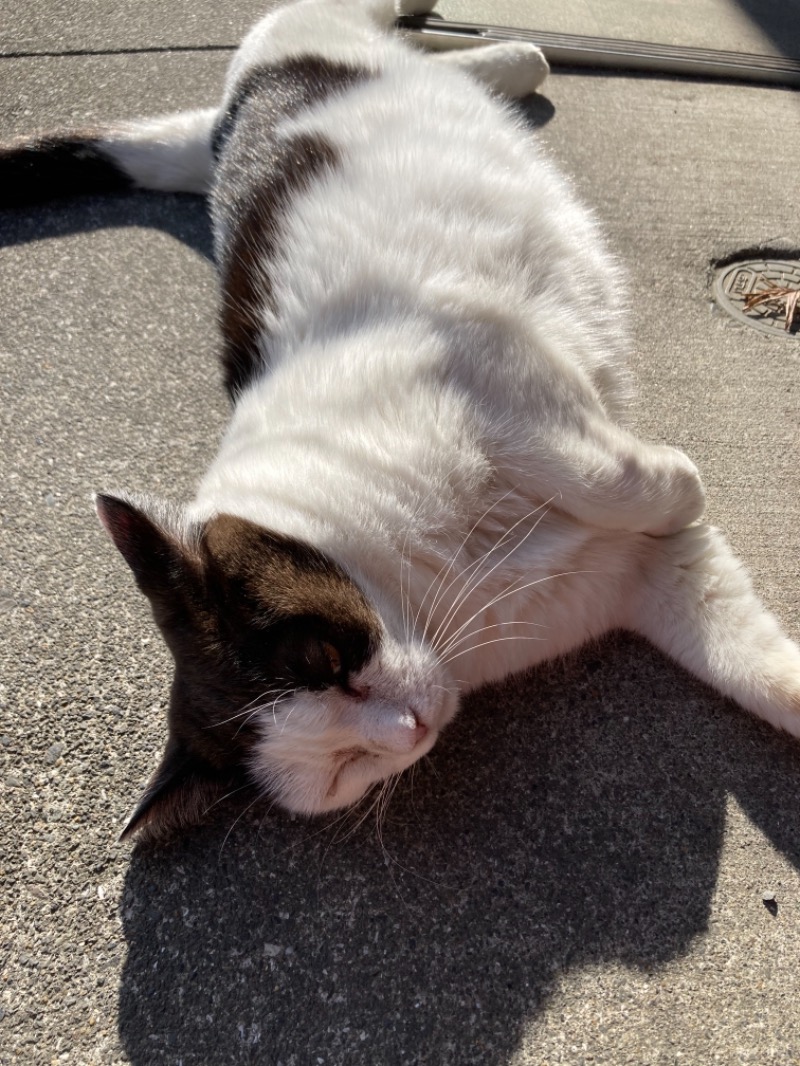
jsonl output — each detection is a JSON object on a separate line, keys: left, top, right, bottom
{"left": 2, "top": 2, "right": 800, "bottom": 1064}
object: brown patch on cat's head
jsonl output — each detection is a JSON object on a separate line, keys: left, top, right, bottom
{"left": 96, "top": 494, "right": 381, "bottom": 841}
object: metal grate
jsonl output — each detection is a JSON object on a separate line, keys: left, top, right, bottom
{"left": 714, "top": 258, "right": 800, "bottom": 338}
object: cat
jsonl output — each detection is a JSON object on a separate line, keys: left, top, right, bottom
{"left": 4, "top": 0, "right": 800, "bottom": 841}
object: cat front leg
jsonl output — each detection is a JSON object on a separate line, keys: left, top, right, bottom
{"left": 627, "top": 523, "right": 800, "bottom": 736}
{"left": 431, "top": 42, "right": 550, "bottom": 97}
{"left": 533, "top": 416, "right": 706, "bottom": 536}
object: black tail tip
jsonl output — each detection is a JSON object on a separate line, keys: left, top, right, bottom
{"left": 0, "top": 132, "right": 132, "bottom": 208}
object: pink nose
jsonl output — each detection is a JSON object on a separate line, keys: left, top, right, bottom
{"left": 412, "top": 720, "right": 429, "bottom": 746}
{"left": 399, "top": 711, "right": 429, "bottom": 748}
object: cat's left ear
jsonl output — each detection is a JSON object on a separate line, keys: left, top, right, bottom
{"left": 94, "top": 492, "right": 199, "bottom": 620}
{"left": 119, "top": 740, "right": 228, "bottom": 841}
{"left": 95, "top": 491, "right": 185, "bottom": 582}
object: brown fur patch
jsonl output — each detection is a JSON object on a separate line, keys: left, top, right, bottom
{"left": 107, "top": 501, "right": 381, "bottom": 838}
{"left": 211, "top": 57, "right": 370, "bottom": 397}
{"left": 203, "top": 513, "right": 377, "bottom": 626}
{"left": 217, "top": 131, "right": 339, "bottom": 396}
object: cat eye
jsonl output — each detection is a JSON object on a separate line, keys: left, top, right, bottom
{"left": 321, "top": 641, "right": 342, "bottom": 677}
{"left": 293, "top": 637, "right": 346, "bottom": 690}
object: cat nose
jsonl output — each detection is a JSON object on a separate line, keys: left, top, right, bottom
{"left": 400, "top": 710, "right": 429, "bottom": 747}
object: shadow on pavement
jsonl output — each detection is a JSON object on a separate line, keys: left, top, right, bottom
{"left": 116, "top": 633, "right": 800, "bottom": 1065}
{"left": 517, "top": 92, "right": 556, "bottom": 129}
{"left": 0, "top": 191, "right": 214, "bottom": 261}
{"left": 732, "top": 0, "right": 800, "bottom": 60}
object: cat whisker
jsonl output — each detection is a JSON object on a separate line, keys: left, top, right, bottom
{"left": 234, "top": 689, "right": 298, "bottom": 738}
{"left": 427, "top": 497, "right": 556, "bottom": 654}
{"left": 398, "top": 482, "right": 446, "bottom": 643}
{"left": 412, "top": 486, "right": 519, "bottom": 641}
{"left": 430, "top": 682, "right": 461, "bottom": 698}
{"left": 278, "top": 698, "right": 303, "bottom": 735}
{"left": 422, "top": 753, "right": 440, "bottom": 780}
{"left": 425, "top": 498, "right": 555, "bottom": 653}
{"left": 438, "top": 569, "right": 595, "bottom": 661}
{"left": 232, "top": 709, "right": 261, "bottom": 739}
{"left": 266, "top": 689, "right": 300, "bottom": 729}
{"left": 201, "top": 781, "right": 253, "bottom": 817}
{"left": 437, "top": 619, "right": 547, "bottom": 661}
{"left": 327, "top": 783, "right": 386, "bottom": 848}
{"left": 255, "top": 798, "right": 280, "bottom": 841}
{"left": 374, "top": 774, "right": 400, "bottom": 862}
{"left": 283, "top": 790, "right": 370, "bottom": 857}
{"left": 205, "top": 685, "right": 291, "bottom": 729}
{"left": 409, "top": 760, "right": 418, "bottom": 798}
{"left": 373, "top": 773, "right": 450, "bottom": 895}
{"left": 399, "top": 523, "right": 414, "bottom": 645}
{"left": 312, "top": 784, "right": 387, "bottom": 895}
{"left": 421, "top": 493, "right": 538, "bottom": 647}
{"left": 218, "top": 787, "right": 268, "bottom": 856}
{"left": 306, "top": 792, "right": 376, "bottom": 891}
{"left": 320, "top": 794, "right": 374, "bottom": 845}
{"left": 440, "top": 633, "right": 546, "bottom": 667}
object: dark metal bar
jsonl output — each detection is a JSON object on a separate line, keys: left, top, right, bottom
{"left": 397, "top": 15, "right": 800, "bottom": 88}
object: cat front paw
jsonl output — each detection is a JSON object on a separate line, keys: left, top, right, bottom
{"left": 645, "top": 449, "right": 707, "bottom": 536}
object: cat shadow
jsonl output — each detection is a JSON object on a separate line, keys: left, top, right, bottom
{"left": 0, "top": 192, "right": 214, "bottom": 261}
{"left": 516, "top": 92, "right": 556, "bottom": 130}
{"left": 116, "top": 632, "right": 800, "bottom": 1065}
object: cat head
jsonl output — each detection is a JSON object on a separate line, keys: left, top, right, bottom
{"left": 95, "top": 493, "right": 457, "bottom": 840}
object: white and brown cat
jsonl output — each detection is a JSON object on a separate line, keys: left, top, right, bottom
{"left": 4, "top": 0, "right": 799, "bottom": 838}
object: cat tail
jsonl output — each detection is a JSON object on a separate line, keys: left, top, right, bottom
{"left": 0, "top": 107, "right": 218, "bottom": 208}
{"left": 629, "top": 522, "right": 800, "bottom": 736}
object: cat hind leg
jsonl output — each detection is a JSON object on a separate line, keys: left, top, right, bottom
{"left": 629, "top": 523, "right": 800, "bottom": 736}
{"left": 433, "top": 42, "right": 550, "bottom": 97}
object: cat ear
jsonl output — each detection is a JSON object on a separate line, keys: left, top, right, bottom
{"left": 95, "top": 492, "right": 196, "bottom": 602}
{"left": 119, "top": 740, "right": 225, "bottom": 841}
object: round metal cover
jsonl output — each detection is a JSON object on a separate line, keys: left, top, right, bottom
{"left": 713, "top": 257, "right": 800, "bottom": 338}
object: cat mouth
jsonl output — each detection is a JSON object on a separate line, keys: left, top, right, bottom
{"left": 332, "top": 746, "right": 369, "bottom": 765}
{"left": 327, "top": 748, "right": 371, "bottom": 799}
{"left": 326, "top": 725, "right": 434, "bottom": 800}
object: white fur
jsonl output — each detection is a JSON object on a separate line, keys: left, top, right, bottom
{"left": 434, "top": 41, "right": 550, "bottom": 97}
{"left": 114, "top": 1, "right": 800, "bottom": 813}
{"left": 103, "top": 108, "right": 218, "bottom": 194}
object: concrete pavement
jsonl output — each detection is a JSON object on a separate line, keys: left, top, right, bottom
{"left": 2, "top": 2, "right": 800, "bottom": 1063}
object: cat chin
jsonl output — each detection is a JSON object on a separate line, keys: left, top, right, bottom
{"left": 268, "top": 734, "right": 439, "bottom": 816}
